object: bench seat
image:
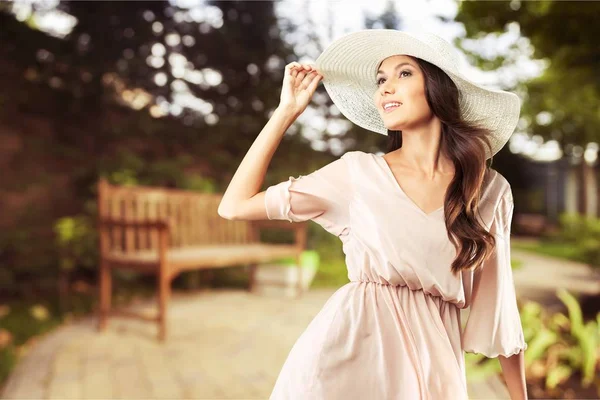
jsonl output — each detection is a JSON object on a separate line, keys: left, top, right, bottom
{"left": 106, "top": 243, "right": 301, "bottom": 270}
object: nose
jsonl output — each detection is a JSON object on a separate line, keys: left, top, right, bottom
{"left": 380, "top": 79, "right": 395, "bottom": 96}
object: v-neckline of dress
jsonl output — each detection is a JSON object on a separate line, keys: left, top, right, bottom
{"left": 372, "top": 153, "right": 445, "bottom": 218}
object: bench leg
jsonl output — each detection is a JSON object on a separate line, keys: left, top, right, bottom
{"left": 157, "top": 268, "right": 170, "bottom": 342}
{"left": 98, "top": 261, "right": 111, "bottom": 331}
{"left": 247, "top": 264, "right": 258, "bottom": 293}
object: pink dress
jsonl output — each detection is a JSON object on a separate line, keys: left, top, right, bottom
{"left": 264, "top": 150, "right": 528, "bottom": 400}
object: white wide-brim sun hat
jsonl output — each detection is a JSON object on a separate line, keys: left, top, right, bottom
{"left": 315, "top": 29, "right": 521, "bottom": 160}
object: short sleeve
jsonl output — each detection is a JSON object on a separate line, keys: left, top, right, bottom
{"left": 461, "top": 186, "right": 528, "bottom": 358}
{"left": 264, "top": 154, "right": 352, "bottom": 237}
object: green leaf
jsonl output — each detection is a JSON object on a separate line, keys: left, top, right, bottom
{"left": 545, "top": 364, "right": 573, "bottom": 390}
{"left": 556, "top": 288, "right": 583, "bottom": 336}
{"left": 580, "top": 322, "right": 599, "bottom": 387}
{"left": 524, "top": 328, "right": 559, "bottom": 366}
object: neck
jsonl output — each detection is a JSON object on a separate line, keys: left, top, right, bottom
{"left": 389, "top": 119, "right": 454, "bottom": 179}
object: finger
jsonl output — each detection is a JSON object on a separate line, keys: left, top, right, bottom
{"left": 300, "top": 70, "right": 318, "bottom": 89}
{"left": 303, "top": 65, "right": 321, "bottom": 77}
{"left": 295, "top": 69, "right": 308, "bottom": 83}
{"left": 285, "top": 62, "right": 300, "bottom": 78}
{"left": 305, "top": 73, "right": 323, "bottom": 93}
{"left": 287, "top": 64, "right": 302, "bottom": 76}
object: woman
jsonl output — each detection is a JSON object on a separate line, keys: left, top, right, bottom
{"left": 218, "top": 30, "right": 528, "bottom": 400}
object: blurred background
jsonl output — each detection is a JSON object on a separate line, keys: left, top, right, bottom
{"left": 1, "top": 0, "right": 599, "bottom": 399}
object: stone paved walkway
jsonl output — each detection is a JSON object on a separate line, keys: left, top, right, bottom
{"left": 1, "top": 289, "right": 337, "bottom": 400}
{"left": 4, "top": 241, "right": 599, "bottom": 400}
{"left": 511, "top": 243, "right": 600, "bottom": 312}
{"left": 2, "top": 286, "right": 509, "bottom": 400}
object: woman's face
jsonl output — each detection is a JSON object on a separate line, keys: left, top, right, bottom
{"left": 373, "top": 55, "right": 434, "bottom": 131}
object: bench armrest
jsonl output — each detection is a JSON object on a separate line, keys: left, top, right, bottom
{"left": 250, "top": 220, "right": 308, "bottom": 250}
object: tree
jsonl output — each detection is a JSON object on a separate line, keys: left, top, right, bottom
{"left": 0, "top": 0, "right": 313, "bottom": 295}
{"left": 455, "top": 1, "right": 600, "bottom": 152}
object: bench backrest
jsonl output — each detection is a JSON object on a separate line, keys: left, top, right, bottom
{"left": 98, "top": 178, "right": 256, "bottom": 251}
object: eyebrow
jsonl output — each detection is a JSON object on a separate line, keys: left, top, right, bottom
{"left": 376, "top": 62, "right": 414, "bottom": 76}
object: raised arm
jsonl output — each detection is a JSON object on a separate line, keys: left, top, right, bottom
{"left": 217, "top": 62, "right": 323, "bottom": 220}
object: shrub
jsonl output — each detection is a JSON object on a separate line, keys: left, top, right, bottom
{"left": 466, "top": 289, "right": 600, "bottom": 398}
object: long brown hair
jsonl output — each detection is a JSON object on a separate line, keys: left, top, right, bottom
{"left": 386, "top": 56, "right": 497, "bottom": 275}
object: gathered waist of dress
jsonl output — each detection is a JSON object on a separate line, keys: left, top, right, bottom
{"left": 349, "top": 278, "right": 463, "bottom": 308}
{"left": 350, "top": 278, "right": 403, "bottom": 287}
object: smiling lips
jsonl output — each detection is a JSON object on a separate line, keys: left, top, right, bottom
{"left": 382, "top": 101, "right": 401, "bottom": 114}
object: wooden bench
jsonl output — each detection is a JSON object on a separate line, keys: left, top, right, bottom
{"left": 96, "top": 178, "right": 308, "bottom": 341}
{"left": 514, "top": 213, "right": 548, "bottom": 236}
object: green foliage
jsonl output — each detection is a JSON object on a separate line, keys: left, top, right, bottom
{"left": 54, "top": 215, "right": 98, "bottom": 272}
{"left": 511, "top": 258, "right": 523, "bottom": 270}
{"left": 525, "top": 328, "right": 559, "bottom": 366}
{"left": 545, "top": 365, "right": 573, "bottom": 390}
{"left": 109, "top": 169, "right": 138, "bottom": 187}
{"left": 100, "top": 151, "right": 218, "bottom": 191}
{"left": 268, "top": 250, "right": 321, "bottom": 270}
{"left": 519, "top": 289, "right": 600, "bottom": 395}
{"left": 558, "top": 214, "right": 600, "bottom": 267}
{"left": 464, "top": 290, "right": 600, "bottom": 397}
{"left": 464, "top": 351, "right": 501, "bottom": 382}
{"left": 556, "top": 289, "right": 598, "bottom": 387}
{"left": 0, "top": 212, "right": 60, "bottom": 297}
{"left": 0, "top": 343, "right": 17, "bottom": 390}
{"left": 512, "top": 240, "right": 584, "bottom": 264}
{"left": 0, "top": 0, "right": 301, "bottom": 297}
{"left": 517, "top": 212, "right": 600, "bottom": 267}
{"left": 456, "top": 1, "right": 600, "bottom": 149}
{"left": 556, "top": 213, "right": 593, "bottom": 243}
{"left": 308, "top": 228, "right": 349, "bottom": 288}
{"left": 183, "top": 174, "right": 217, "bottom": 193}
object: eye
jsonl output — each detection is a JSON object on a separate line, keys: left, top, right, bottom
{"left": 376, "top": 70, "right": 412, "bottom": 86}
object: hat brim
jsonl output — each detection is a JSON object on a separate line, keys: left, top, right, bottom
{"left": 315, "top": 30, "right": 520, "bottom": 160}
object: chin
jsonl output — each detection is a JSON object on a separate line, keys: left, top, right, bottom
{"left": 384, "top": 122, "right": 406, "bottom": 131}
{"left": 381, "top": 116, "right": 406, "bottom": 130}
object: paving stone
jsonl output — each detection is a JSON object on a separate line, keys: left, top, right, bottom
{"left": 47, "top": 379, "right": 83, "bottom": 399}
{"left": 1, "top": 287, "right": 519, "bottom": 399}
{"left": 3, "top": 384, "right": 46, "bottom": 400}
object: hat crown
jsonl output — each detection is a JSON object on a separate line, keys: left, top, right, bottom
{"left": 405, "top": 31, "right": 460, "bottom": 71}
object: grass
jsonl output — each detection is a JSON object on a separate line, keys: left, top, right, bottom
{"left": 511, "top": 258, "right": 524, "bottom": 270}
{"left": 311, "top": 254, "right": 349, "bottom": 288}
{"left": 512, "top": 238, "right": 585, "bottom": 264}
